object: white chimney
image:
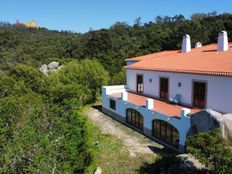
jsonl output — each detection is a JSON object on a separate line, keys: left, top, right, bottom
{"left": 121, "top": 92, "right": 128, "bottom": 101}
{"left": 195, "top": 42, "right": 202, "bottom": 48}
{"left": 146, "top": 98, "right": 154, "bottom": 110}
{"left": 217, "top": 31, "right": 228, "bottom": 51}
{"left": 181, "top": 34, "right": 191, "bottom": 53}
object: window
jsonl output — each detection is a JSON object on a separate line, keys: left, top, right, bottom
{"left": 126, "top": 109, "right": 143, "bottom": 130}
{"left": 136, "top": 75, "right": 143, "bottom": 93}
{"left": 193, "top": 81, "right": 206, "bottom": 108}
{"left": 152, "top": 120, "right": 179, "bottom": 148}
{"left": 109, "top": 99, "right": 116, "bottom": 110}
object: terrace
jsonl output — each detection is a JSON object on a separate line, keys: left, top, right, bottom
{"left": 104, "top": 85, "right": 200, "bottom": 118}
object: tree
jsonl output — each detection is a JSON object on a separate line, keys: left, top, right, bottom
{"left": 134, "top": 17, "right": 142, "bottom": 27}
{"left": 48, "top": 60, "right": 109, "bottom": 105}
{"left": 186, "top": 129, "right": 232, "bottom": 174}
{"left": 190, "top": 13, "right": 208, "bottom": 21}
{"left": 0, "top": 75, "right": 29, "bottom": 97}
{"left": 0, "top": 94, "right": 92, "bottom": 173}
{"left": 10, "top": 64, "right": 47, "bottom": 93}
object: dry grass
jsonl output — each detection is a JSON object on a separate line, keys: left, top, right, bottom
{"left": 83, "top": 106, "right": 165, "bottom": 174}
{"left": 86, "top": 125, "right": 157, "bottom": 174}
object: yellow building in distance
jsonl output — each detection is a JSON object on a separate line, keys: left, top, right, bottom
{"left": 16, "top": 20, "right": 41, "bottom": 28}
{"left": 24, "top": 20, "right": 41, "bottom": 28}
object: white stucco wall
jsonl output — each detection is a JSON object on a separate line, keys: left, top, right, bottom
{"left": 126, "top": 69, "right": 232, "bottom": 113}
{"left": 102, "top": 86, "right": 191, "bottom": 149}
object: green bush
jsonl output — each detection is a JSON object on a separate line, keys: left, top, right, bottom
{"left": 10, "top": 64, "right": 47, "bottom": 93}
{"left": 0, "top": 94, "right": 92, "bottom": 173}
{"left": 0, "top": 75, "right": 29, "bottom": 97}
{"left": 186, "top": 129, "right": 232, "bottom": 174}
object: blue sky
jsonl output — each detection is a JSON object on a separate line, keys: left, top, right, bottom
{"left": 0, "top": 0, "right": 231, "bottom": 33}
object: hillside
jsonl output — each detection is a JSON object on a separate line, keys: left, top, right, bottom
{"left": 0, "top": 13, "right": 232, "bottom": 75}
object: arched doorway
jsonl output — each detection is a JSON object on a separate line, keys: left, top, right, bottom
{"left": 126, "top": 109, "right": 143, "bottom": 131}
{"left": 152, "top": 120, "right": 179, "bottom": 148}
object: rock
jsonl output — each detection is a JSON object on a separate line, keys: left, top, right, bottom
{"left": 187, "top": 109, "right": 223, "bottom": 136}
{"left": 195, "top": 42, "right": 202, "bottom": 48}
{"left": 48, "top": 61, "right": 59, "bottom": 69}
{"left": 222, "top": 114, "right": 232, "bottom": 142}
{"left": 178, "top": 154, "right": 205, "bottom": 170}
{"left": 94, "top": 167, "right": 102, "bottom": 174}
{"left": 39, "top": 64, "right": 48, "bottom": 75}
{"left": 57, "top": 65, "right": 64, "bottom": 70}
{"left": 187, "top": 109, "right": 232, "bottom": 143}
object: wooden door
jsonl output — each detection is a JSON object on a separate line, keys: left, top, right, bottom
{"left": 160, "top": 78, "right": 169, "bottom": 100}
{"left": 193, "top": 82, "right": 206, "bottom": 108}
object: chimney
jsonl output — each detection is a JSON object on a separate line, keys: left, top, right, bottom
{"left": 146, "top": 98, "right": 154, "bottom": 110}
{"left": 217, "top": 31, "right": 228, "bottom": 51}
{"left": 181, "top": 34, "right": 191, "bottom": 53}
{"left": 121, "top": 91, "right": 128, "bottom": 101}
{"left": 195, "top": 42, "right": 202, "bottom": 48}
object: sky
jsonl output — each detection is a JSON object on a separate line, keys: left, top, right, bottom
{"left": 0, "top": 0, "right": 231, "bottom": 33}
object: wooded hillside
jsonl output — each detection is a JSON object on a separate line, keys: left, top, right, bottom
{"left": 0, "top": 13, "right": 232, "bottom": 75}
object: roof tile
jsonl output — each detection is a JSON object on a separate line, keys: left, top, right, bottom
{"left": 126, "top": 43, "right": 232, "bottom": 77}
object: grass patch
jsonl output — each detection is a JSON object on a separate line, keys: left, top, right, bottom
{"left": 85, "top": 121, "right": 157, "bottom": 174}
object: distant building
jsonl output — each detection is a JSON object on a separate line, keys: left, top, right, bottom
{"left": 16, "top": 19, "right": 41, "bottom": 28}
{"left": 102, "top": 31, "right": 232, "bottom": 152}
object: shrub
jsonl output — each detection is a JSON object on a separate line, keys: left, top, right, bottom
{"left": 186, "top": 129, "right": 232, "bottom": 174}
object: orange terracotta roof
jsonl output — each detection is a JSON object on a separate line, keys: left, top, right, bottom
{"left": 125, "top": 50, "right": 178, "bottom": 61}
{"left": 109, "top": 92, "right": 200, "bottom": 117}
{"left": 126, "top": 43, "right": 232, "bottom": 77}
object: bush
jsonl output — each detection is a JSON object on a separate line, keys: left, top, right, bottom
{"left": 10, "top": 64, "right": 47, "bottom": 93}
{"left": 0, "top": 75, "right": 29, "bottom": 97}
{"left": 110, "top": 70, "right": 126, "bottom": 85}
{"left": 48, "top": 60, "right": 109, "bottom": 104}
{"left": 186, "top": 129, "right": 232, "bottom": 174}
{"left": 0, "top": 94, "right": 92, "bottom": 173}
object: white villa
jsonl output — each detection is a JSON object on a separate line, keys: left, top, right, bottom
{"left": 102, "top": 31, "right": 232, "bottom": 152}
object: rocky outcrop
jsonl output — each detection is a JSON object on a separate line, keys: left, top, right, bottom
{"left": 39, "top": 62, "right": 63, "bottom": 76}
{"left": 178, "top": 154, "right": 206, "bottom": 171}
{"left": 222, "top": 114, "right": 232, "bottom": 142}
{"left": 187, "top": 109, "right": 232, "bottom": 142}
{"left": 48, "top": 61, "right": 59, "bottom": 69}
{"left": 39, "top": 64, "right": 48, "bottom": 75}
{"left": 94, "top": 167, "right": 102, "bottom": 174}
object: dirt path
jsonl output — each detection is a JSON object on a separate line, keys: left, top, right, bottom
{"left": 84, "top": 106, "right": 164, "bottom": 157}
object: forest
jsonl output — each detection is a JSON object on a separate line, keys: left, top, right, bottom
{"left": 0, "top": 12, "right": 232, "bottom": 173}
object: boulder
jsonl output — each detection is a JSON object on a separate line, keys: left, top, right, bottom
{"left": 187, "top": 109, "right": 223, "bottom": 136}
{"left": 48, "top": 61, "right": 59, "bottom": 69}
{"left": 39, "top": 64, "right": 48, "bottom": 75}
{"left": 178, "top": 154, "right": 205, "bottom": 170}
{"left": 57, "top": 65, "right": 64, "bottom": 70}
{"left": 94, "top": 167, "right": 102, "bottom": 174}
{"left": 187, "top": 109, "right": 232, "bottom": 143}
{"left": 222, "top": 114, "right": 232, "bottom": 142}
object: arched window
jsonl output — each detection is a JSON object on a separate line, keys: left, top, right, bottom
{"left": 152, "top": 120, "right": 179, "bottom": 148}
{"left": 126, "top": 109, "right": 143, "bottom": 131}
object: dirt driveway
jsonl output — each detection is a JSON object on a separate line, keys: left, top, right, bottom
{"left": 84, "top": 106, "right": 164, "bottom": 157}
